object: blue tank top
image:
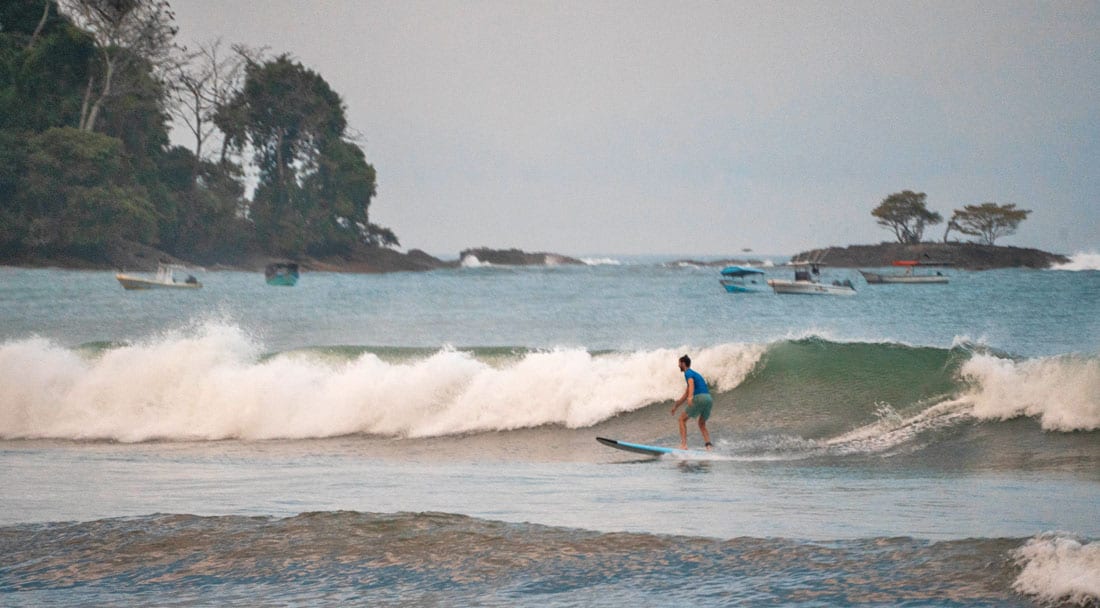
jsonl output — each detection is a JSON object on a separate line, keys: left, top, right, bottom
{"left": 684, "top": 368, "right": 709, "bottom": 395}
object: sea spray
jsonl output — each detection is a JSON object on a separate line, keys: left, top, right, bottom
{"left": 1051, "top": 251, "right": 1100, "bottom": 272}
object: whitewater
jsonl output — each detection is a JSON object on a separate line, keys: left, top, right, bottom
{"left": 1, "top": 258, "right": 1098, "bottom": 606}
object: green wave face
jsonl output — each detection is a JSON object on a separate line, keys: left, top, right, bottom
{"left": 719, "top": 338, "right": 966, "bottom": 439}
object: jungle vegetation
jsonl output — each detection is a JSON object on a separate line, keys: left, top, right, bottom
{"left": 0, "top": 0, "right": 397, "bottom": 265}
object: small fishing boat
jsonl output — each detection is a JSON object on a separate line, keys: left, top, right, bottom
{"left": 265, "top": 262, "right": 300, "bottom": 286}
{"left": 859, "top": 260, "right": 950, "bottom": 284}
{"left": 719, "top": 266, "right": 767, "bottom": 293}
{"left": 768, "top": 263, "right": 856, "bottom": 296}
{"left": 116, "top": 263, "right": 202, "bottom": 290}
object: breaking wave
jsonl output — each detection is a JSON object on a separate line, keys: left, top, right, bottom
{"left": 1, "top": 324, "right": 1096, "bottom": 444}
{"left": 0, "top": 323, "right": 763, "bottom": 442}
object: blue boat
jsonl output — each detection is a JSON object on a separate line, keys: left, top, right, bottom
{"left": 265, "top": 262, "right": 300, "bottom": 286}
{"left": 719, "top": 266, "right": 767, "bottom": 293}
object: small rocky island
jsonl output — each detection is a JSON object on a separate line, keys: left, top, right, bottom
{"left": 458, "top": 248, "right": 584, "bottom": 266}
{"left": 791, "top": 243, "right": 1068, "bottom": 270}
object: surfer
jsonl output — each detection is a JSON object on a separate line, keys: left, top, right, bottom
{"left": 671, "top": 354, "right": 713, "bottom": 450}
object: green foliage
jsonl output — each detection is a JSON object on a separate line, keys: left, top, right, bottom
{"left": 300, "top": 138, "right": 381, "bottom": 254}
{"left": 0, "top": 15, "right": 94, "bottom": 132}
{"left": 0, "top": 8, "right": 399, "bottom": 265}
{"left": 871, "top": 190, "right": 943, "bottom": 244}
{"left": 0, "top": 0, "right": 57, "bottom": 36}
{"left": 950, "top": 203, "right": 1031, "bottom": 246}
{"left": 219, "top": 55, "right": 346, "bottom": 187}
{"left": 159, "top": 148, "right": 252, "bottom": 261}
{"left": 218, "top": 54, "right": 394, "bottom": 256}
{"left": 0, "top": 131, "right": 30, "bottom": 251}
{"left": 18, "top": 127, "right": 156, "bottom": 254}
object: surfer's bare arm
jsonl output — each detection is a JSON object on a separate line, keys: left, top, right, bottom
{"left": 671, "top": 379, "right": 693, "bottom": 414}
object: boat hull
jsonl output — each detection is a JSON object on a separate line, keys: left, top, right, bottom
{"left": 720, "top": 280, "right": 765, "bottom": 293}
{"left": 767, "top": 279, "right": 856, "bottom": 296}
{"left": 116, "top": 274, "right": 202, "bottom": 290}
{"left": 859, "top": 271, "right": 948, "bottom": 284}
{"left": 266, "top": 275, "right": 299, "bottom": 286}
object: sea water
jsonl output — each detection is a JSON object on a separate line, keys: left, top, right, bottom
{"left": 1, "top": 256, "right": 1098, "bottom": 606}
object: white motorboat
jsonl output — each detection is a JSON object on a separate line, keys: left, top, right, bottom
{"left": 116, "top": 263, "right": 202, "bottom": 290}
{"left": 768, "top": 263, "right": 856, "bottom": 296}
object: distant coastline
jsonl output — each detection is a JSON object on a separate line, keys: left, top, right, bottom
{"left": 0, "top": 240, "right": 1070, "bottom": 273}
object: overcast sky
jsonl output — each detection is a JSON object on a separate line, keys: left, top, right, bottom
{"left": 171, "top": 1, "right": 1099, "bottom": 257}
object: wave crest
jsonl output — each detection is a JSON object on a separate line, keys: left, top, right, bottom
{"left": 0, "top": 324, "right": 764, "bottom": 442}
{"left": 960, "top": 353, "right": 1100, "bottom": 431}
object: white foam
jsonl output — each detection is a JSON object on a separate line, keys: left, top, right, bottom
{"left": 959, "top": 353, "right": 1100, "bottom": 431}
{"left": 1051, "top": 251, "right": 1100, "bottom": 271}
{"left": 824, "top": 398, "right": 972, "bottom": 455}
{"left": 459, "top": 254, "right": 491, "bottom": 268}
{"left": 580, "top": 257, "right": 622, "bottom": 266}
{"left": 0, "top": 325, "right": 765, "bottom": 442}
{"left": 1012, "top": 533, "right": 1100, "bottom": 606}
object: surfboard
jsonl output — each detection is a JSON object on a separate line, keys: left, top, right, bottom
{"left": 596, "top": 436, "right": 710, "bottom": 458}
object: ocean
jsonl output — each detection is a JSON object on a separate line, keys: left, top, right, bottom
{"left": 1, "top": 255, "right": 1098, "bottom": 606}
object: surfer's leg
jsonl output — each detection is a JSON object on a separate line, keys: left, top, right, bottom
{"left": 678, "top": 412, "right": 689, "bottom": 449}
{"left": 699, "top": 418, "right": 712, "bottom": 450}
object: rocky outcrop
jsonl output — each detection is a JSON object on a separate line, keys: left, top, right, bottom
{"left": 667, "top": 258, "right": 768, "bottom": 267}
{"left": 458, "top": 247, "right": 584, "bottom": 266}
{"left": 291, "top": 247, "right": 449, "bottom": 273}
{"left": 792, "top": 242, "right": 1069, "bottom": 270}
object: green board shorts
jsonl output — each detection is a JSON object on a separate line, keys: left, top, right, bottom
{"left": 686, "top": 393, "right": 713, "bottom": 422}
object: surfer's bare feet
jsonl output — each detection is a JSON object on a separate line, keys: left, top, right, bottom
{"left": 705, "top": 442, "right": 713, "bottom": 451}
{"left": 680, "top": 444, "right": 687, "bottom": 450}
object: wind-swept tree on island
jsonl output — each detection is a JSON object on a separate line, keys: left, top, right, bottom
{"left": 871, "top": 190, "right": 943, "bottom": 243}
{"left": 949, "top": 202, "right": 1031, "bottom": 246}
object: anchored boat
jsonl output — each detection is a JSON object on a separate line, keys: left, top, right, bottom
{"left": 768, "top": 262, "right": 856, "bottom": 296}
{"left": 116, "top": 263, "right": 202, "bottom": 290}
{"left": 859, "top": 260, "right": 950, "bottom": 284}
{"left": 719, "top": 266, "right": 767, "bottom": 293}
{"left": 265, "top": 262, "right": 300, "bottom": 286}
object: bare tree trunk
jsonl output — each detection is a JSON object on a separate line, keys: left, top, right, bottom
{"left": 81, "top": 56, "right": 115, "bottom": 132}
{"left": 27, "top": 0, "right": 51, "bottom": 50}
{"left": 78, "top": 74, "right": 95, "bottom": 130}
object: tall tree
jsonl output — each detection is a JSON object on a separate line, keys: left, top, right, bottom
{"left": 217, "top": 54, "right": 348, "bottom": 253}
{"left": 60, "top": 0, "right": 178, "bottom": 132}
{"left": 871, "top": 190, "right": 943, "bottom": 244}
{"left": 950, "top": 202, "right": 1031, "bottom": 246}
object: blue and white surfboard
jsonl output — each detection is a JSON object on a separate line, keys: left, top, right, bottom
{"left": 596, "top": 436, "right": 710, "bottom": 458}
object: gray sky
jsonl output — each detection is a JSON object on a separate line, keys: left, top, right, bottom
{"left": 171, "top": 1, "right": 1099, "bottom": 256}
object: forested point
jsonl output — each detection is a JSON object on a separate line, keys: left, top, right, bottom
{"left": 0, "top": 0, "right": 402, "bottom": 271}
